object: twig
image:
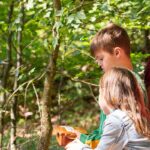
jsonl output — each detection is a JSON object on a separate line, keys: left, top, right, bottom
{"left": 16, "top": 137, "right": 38, "bottom": 148}
{"left": 59, "top": 71, "right": 99, "bottom": 87}
{"left": 24, "top": 80, "right": 32, "bottom": 108}
{"left": 32, "top": 82, "right": 42, "bottom": 123}
{"left": 88, "top": 84, "right": 99, "bottom": 104}
{"left": 69, "top": 0, "right": 96, "bottom": 13}
{"left": 69, "top": 0, "right": 85, "bottom": 13}
{"left": 23, "top": 80, "right": 32, "bottom": 134}
{"left": 3, "top": 71, "right": 46, "bottom": 109}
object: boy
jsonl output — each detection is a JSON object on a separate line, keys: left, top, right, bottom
{"left": 60, "top": 23, "right": 148, "bottom": 149}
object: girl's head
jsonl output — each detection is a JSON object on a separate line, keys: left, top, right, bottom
{"left": 99, "top": 67, "right": 144, "bottom": 113}
{"left": 99, "top": 67, "right": 150, "bottom": 138}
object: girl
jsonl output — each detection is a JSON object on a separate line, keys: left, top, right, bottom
{"left": 95, "top": 67, "right": 150, "bottom": 150}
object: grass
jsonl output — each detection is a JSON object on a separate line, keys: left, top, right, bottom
{"left": 3, "top": 131, "right": 63, "bottom": 150}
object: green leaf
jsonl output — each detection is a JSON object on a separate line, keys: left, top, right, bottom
{"left": 52, "top": 37, "right": 58, "bottom": 49}
{"left": 25, "top": 0, "right": 34, "bottom": 10}
{"left": 67, "top": 15, "right": 74, "bottom": 24}
{"left": 77, "top": 10, "right": 86, "bottom": 20}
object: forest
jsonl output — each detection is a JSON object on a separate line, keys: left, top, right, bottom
{"left": 0, "top": 0, "right": 150, "bottom": 150}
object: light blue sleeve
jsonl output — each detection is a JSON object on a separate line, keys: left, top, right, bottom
{"left": 95, "top": 115, "right": 128, "bottom": 150}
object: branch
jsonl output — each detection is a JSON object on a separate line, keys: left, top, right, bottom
{"left": 69, "top": 0, "right": 95, "bottom": 14}
{"left": 88, "top": 84, "right": 99, "bottom": 104}
{"left": 58, "top": 71, "right": 99, "bottom": 87}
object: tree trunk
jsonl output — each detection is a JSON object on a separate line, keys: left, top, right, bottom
{"left": 0, "top": 111, "right": 3, "bottom": 150}
{"left": 37, "top": 0, "right": 61, "bottom": 150}
{"left": 10, "top": 2, "right": 24, "bottom": 150}
{"left": 0, "top": 1, "right": 14, "bottom": 149}
{"left": 144, "top": 30, "right": 150, "bottom": 53}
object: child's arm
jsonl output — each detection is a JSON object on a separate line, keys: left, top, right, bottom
{"left": 95, "top": 115, "right": 127, "bottom": 150}
{"left": 79, "top": 111, "right": 106, "bottom": 149}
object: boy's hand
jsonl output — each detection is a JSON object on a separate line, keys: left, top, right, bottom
{"left": 53, "top": 125, "right": 86, "bottom": 147}
{"left": 56, "top": 133, "right": 74, "bottom": 147}
{"left": 56, "top": 129, "right": 81, "bottom": 147}
{"left": 73, "top": 129, "right": 81, "bottom": 139}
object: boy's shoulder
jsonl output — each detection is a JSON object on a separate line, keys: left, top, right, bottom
{"left": 131, "top": 70, "right": 144, "bottom": 87}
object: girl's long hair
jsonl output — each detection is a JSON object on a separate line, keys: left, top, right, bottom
{"left": 99, "top": 67, "right": 150, "bottom": 138}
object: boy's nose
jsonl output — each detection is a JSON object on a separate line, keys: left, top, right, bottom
{"left": 95, "top": 59, "right": 101, "bottom": 66}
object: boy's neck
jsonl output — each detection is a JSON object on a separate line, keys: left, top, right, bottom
{"left": 119, "top": 57, "right": 133, "bottom": 71}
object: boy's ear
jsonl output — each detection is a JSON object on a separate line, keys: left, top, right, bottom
{"left": 114, "top": 47, "right": 121, "bottom": 57}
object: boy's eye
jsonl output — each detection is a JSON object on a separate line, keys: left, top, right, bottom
{"left": 95, "top": 57, "right": 103, "bottom": 64}
{"left": 99, "top": 58, "right": 103, "bottom": 61}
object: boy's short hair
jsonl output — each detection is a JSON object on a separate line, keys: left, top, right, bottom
{"left": 90, "top": 23, "right": 131, "bottom": 57}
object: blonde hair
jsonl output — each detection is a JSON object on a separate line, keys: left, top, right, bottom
{"left": 99, "top": 67, "right": 150, "bottom": 138}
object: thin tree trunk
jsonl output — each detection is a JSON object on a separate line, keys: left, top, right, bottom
{"left": 0, "top": 1, "right": 14, "bottom": 149}
{"left": 0, "top": 111, "right": 3, "bottom": 150}
{"left": 144, "top": 30, "right": 150, "bottom": 53}
{"left": 10, "top": 2, "right": 24, "bottom": 150}
{"left": 37, "top": 0, "right": 61, "bottom": 150}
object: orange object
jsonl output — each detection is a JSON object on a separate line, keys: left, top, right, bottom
{"left": 53, "top": 125, "right": 87, "bottom": 147}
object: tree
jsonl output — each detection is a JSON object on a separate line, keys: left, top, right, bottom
{"left": 37, "top": 0, "right": 61, "bottom": 150}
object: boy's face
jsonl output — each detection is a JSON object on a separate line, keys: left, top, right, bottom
{"left": 95, "top": 49, "right": 118, "bottom": 72}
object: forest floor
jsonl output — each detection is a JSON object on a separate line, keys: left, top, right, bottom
{"left": 4, "top": 100, "right": 99, "bottom": 150}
